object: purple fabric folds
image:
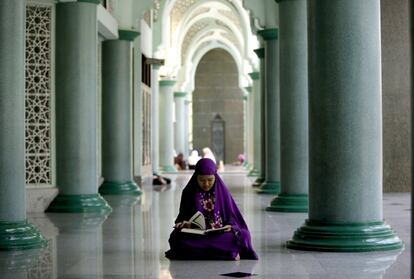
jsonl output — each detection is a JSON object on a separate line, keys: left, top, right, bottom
{"left": 165, "top": 158, "right": 258, "bottom": 260}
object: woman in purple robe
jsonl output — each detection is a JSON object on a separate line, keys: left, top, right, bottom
{"left": 165, "top": 158, "right": 258, "bottom": 260}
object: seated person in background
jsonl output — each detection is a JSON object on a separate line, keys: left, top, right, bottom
{"left": 202, "top": 147, "right": 216, "bottom": 164}
{"left": 174, "top": 152, "right": 186, "bottom": 171}
{"left": 153, "top": 173, "right": 171, "bottom": 185}
{"left": 165, "top": 158, "right": 258, "bottom": 260}
{"left": 237, "top": 153, "right": 245, "bottom": 165}
{"left": 188, "top": 149, "right": 201, "bottom": 170}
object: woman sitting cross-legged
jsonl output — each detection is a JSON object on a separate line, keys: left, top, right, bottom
{"left": 165, "top": 158, "right": 258, "bottom": 261}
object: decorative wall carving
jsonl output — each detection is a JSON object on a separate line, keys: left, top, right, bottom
{"left": 181, "top": 20, "right": 210, "bottom": 62}
{"left": 25, "top": 4, "right": 53, "bottom": 185}
{"left": 218, "top": 9, "right": 242, "bottom": 30}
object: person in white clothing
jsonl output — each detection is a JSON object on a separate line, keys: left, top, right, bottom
{"left": 202, "top": 147, "right": 216, "bottom": 164}
{"left": 188, "top": 149, "right": 202, "bottom": 170}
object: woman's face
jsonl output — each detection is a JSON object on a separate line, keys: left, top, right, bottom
{"left": 197, "top": 175, "right": 215, "bottom": 192}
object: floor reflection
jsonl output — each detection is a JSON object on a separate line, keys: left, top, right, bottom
{"left": 313, "top": 251, "right": 401, "bottom": 278}
{"left": 0, "top": 248, "right": 47, "bottom": 279}
{"left": 102, "top": 195, "right": 140, "bottom": 277}
{"left": 0, "top": 168, "right": 407, "bottom": 278}
{"left": 168, "top": 260, "right": 258, "bottom": 279}
{"left": 47, "top": 212, "right": 108, "bottom": 277}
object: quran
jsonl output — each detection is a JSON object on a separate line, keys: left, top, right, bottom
{"left": 180, "top": 211, "right": 227, "bottom": 235}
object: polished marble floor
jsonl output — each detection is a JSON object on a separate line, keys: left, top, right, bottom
{"left": 0, "top": 167, "right": 410, "bottom": 278}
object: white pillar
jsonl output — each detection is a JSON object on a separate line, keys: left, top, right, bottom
{"left": 158, "top": 79, "right": 177, "bottom": 172}
{"left": 174, "top": 92, "right": 187, "bottom": 155}
{"left": 248, "top": 72, "right": 261, "bottom": 177}
{"left": 151, "top": 64, "right": 161, "bottom": 174}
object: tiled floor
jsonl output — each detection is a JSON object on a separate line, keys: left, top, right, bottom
{"left": 0, "top": 168, "right": 410, "bottom": 278}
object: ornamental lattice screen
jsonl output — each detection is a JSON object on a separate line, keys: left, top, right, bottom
{"left": 25, "top": 3, "right": 53, "bottom": 185}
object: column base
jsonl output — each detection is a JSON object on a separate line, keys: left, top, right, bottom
{"left": 256, "top": 181, "right": 280, "bottom": 194}
{"left": 46, "top": 194, "right": 112, "bottom": 214}
{"left": 247, "top": 168, "right": 260, "bottom": 177}
{"left": 99, "top": 181, "right": 142, "bottom": 196}
{"left": 287, "top": 220, "right": 403, "bottom": 252}
{"left": 252, "top": 176, "right": 265, "bottom": 187}
{"left": 0, "top": 221, "right": 47, "bottom": 251}
{"left": 266, "top": 193, "right": 308, "bottom": 212}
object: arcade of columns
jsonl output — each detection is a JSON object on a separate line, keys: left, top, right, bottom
{"left": 0, "top": 0, "right": 403, "bottom": 253}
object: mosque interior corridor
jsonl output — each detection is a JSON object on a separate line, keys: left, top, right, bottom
{"left": 0, "top": 1, "right": 411, "bottom": 276}
{"left": 1, "top": 166, "right": 409, "bottom": 279}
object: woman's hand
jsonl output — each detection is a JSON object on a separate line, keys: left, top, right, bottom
{"left": 223, "top": 224, "right": 232, "bottom": 232}
{"left": 174, "top": 221, "right": 191, "bottom": 229}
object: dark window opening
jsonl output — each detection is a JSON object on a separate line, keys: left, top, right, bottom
{"left": 141, "top": 54, "right": 151, "bottom": 87}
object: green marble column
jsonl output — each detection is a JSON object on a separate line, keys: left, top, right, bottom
{"left": 288, "top": 0, "right": 402, "bottom": 251}
{"left": 159, "top": 80, "right": 177, "bottom": 172}
{"left": 99, "top": 30, "right": 141, "bottom": 196}
{"left": 183, "top": 100, "right": 190, "bottom": 160}
{"left": 243, "top": 87, "right": 252, "bottom": 169}
{"left": 411, "top": 0, "right": 414, "bottom": 268}
{"left": 48, "top": 1, "right": 111, "bottom": 213}
{"left": 267, "top": 0, "right": 308, "bottom": 212}
{"left": 151, "top": 65, "right": 161, "bottom": 175}
{"left": 252, "top": 48, "right": 266, "bottom": 187}
{"left": 0, "top": 0, "right": 47, "bottom": 250}
{"left": 247, "top": 86, "right": 255, "bottom": 170}
{"left": 247, "top": 72, "right": 261, "bottom": 177}
{"left": 242, "top": 93, "right": 249, "bottom": 169}
{"left": 256, "top": 29, "right": 280, "bottom": 194}
{"left": 174, "top": 92, "right": 187, "bottom": 155}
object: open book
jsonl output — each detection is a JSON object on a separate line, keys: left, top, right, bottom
{"left": 180, "top": 211, "right": 227, "bottom": 235}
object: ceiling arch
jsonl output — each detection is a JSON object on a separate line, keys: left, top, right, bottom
{"left": 156, "top": 0, "right": 258, "bottom": 90}
{"left": 178, "top": 17, "right": 243, "bottom": 66}
{"left": 183, "top": 37, "right": 250, "bottom": 93}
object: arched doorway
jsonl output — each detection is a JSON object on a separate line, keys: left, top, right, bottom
{"left": 192, "top": 49, "right": 244, "bottom": 164}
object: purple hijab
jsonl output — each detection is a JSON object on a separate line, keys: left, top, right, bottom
{"left": 175, "top": 158, "right": 258, "bottom": 260}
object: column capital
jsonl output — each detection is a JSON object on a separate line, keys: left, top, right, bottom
{"left": 254, "top": 48, "right": 265, "bottom": 59}
{"left": 249, "top": 72, "right": 260, "bottom": 80}
{"left": 118, "top": 29, "right": 140, "bottom": 41}
{"left": 151, "top": 64, "right": 162, "bottom": 70}
{"left": 174, "top": 91, "right": 187, "bottom": 98}
{"left": 242, "top": 95, "right": 248, "bottom": 101}
{"left": 159, "top": 79, "right": 176, "bottom": 87}
{"left": 257, "top": 28, "right": 278, "bottom": 41}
